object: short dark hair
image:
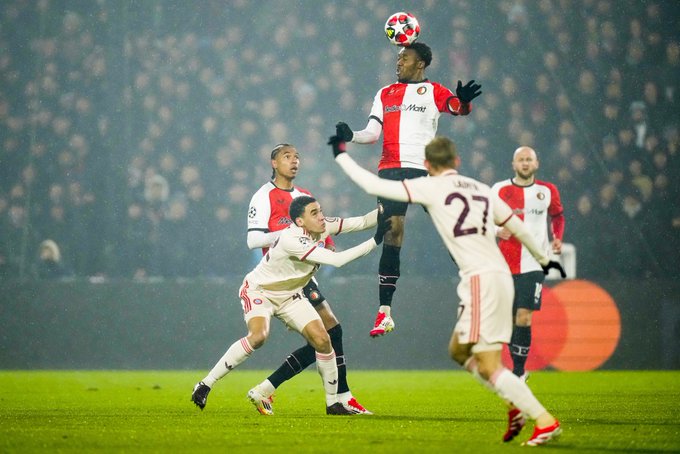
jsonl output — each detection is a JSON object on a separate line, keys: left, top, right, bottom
{"left": 409, "top": 42, "right": 432, "bottom": 67}
{"left": 270, "top": 143, "right": 293, "bottom": 178}
{"left": 289, "top": 195, "right": 316, "bottom": 223}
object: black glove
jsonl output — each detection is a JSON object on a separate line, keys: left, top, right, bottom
{"left": 327, "top": 135, "right": 347, "bottom": 158}
{"left": 456, "top": 80, "right": 482, "bottom": 104}
{"left": 335, "top": 122, "right": 354, "bottom": 142}
{"left": 541, "top": 260, "right": 566, "bottom": 278}
{"left": 373, "top": 215, "right": 392, "bottom": 245}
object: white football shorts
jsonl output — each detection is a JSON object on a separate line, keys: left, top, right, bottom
{"left": 454, "top": 272, "right": 514, "bottom": 353}
{"left": 238, "top": 279, "right": 321, "bottom": 333}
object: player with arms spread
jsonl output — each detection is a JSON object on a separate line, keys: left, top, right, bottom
{"left": 334, "top": 42, "right": 482, "bottom": 337}
{"left": 191, "top": 196, "right": 391, "bottom": 415}
{"left": 492, "top": 146, "right": 565, "bottom": 381}
{"left": 328, "top": 135, "right": 564, "bottom": 446}
{"left": 245, "top": 143, "right": 371, "bottom": 415}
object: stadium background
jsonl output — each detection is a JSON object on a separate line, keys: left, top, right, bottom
{"left": 1, "top": 1, "right": 678, "bottom": 370}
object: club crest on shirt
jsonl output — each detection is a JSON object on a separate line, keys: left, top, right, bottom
{"left": 248, "top": 206, "right": 256, "bottom": 218}
{"left": 417, "top": 86, "right": 427, "bottom": 95}
{"left": 537, "top": 192, "right": 545, "bottom": 200}
{"left": 253, "top": 298, "right": 263, "bottom": 305}
{"left": 317, "top": 241, "right": 325, "bottom": 248}
{"left": 324, "top": 216, "right": 338, "bottom": 223}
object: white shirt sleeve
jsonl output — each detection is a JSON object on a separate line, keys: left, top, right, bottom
{"left": 303, "top": 238, "right": 377, "bottom": 267}
{"left": 246, "top": 230, "right": 282, "bottom": 250}
{"left": 351, "top": 89, "right": 383, "bottom": 144}
{"left": 352, "top": 118, "right": 382, "bottom": 144}
{"left": 335, "top": 154, "right": 410, "bottom": 202}
{"left": 324, "top": 209, "right": 378, "bottom": 236}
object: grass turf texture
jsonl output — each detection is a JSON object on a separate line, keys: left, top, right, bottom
{"left": 0, "top": 371, "right": 678, "bottom": 453}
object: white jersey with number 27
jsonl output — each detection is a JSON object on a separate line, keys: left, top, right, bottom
{"left": 335, "top": 154, "right": 550, "bottom": 277}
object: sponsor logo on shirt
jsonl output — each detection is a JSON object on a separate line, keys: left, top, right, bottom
{"left": 525, "top": 208, "right": 545, "bottom": 215}
{"left": 385, "top": 103, "right": 427, "bottom": 113}
{"left": 512, "top": 207, "right": 545, "bottom": 216}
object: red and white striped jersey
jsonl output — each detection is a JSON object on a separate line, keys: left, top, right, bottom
{"left": 247, "top": 181, "right": 335, "bottom": 253}
{"left": 491, "top": 179, "right": 564, "bottom": 274}
{"left": 367, "top": 80, "right": 469, "bottom": 171}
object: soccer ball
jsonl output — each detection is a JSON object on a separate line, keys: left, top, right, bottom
{"left": 384, "top": 12, "right": 420, "bottom": 47}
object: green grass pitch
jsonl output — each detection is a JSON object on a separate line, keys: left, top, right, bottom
{"left": 1, "top": 370, "right": 678, "bottom": 453}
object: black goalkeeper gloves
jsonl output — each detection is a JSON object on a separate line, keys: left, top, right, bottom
{"left": 335, "top": 122, "right": 354, "bottom": 142}
{"left": 327, "top": 135, "right": 347, "bottom": 158}
{"left": 456, "top": 80, "right": 482, "bottom": 104}
{"left": 541, "top": 260, "right": 567, "bottom": 278}
{"left": 373, "top": 214, "right": 392, "bottom": 245}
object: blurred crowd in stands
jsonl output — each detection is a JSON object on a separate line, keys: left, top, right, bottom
{"left": 1, "top": 0, "right": 678, "bottom": 281}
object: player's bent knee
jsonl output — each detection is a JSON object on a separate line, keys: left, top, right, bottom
{"left": 247, "top": 331, "right": 269, "bottom": 350}
{"left": 308, "top": 333, "right": 332, "bottom": 353}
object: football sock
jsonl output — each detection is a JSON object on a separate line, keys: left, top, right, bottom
{"left": 255, "top": 379, "right": 276, "bottom": 398}
{"left": 379, "top": 305, "right": 391, "bottom": 316}
{"left": 510, "top": 326, "right": 532, "bottom": 376}
{"left": 203, "top": 337, "right": 253, "bottom": 388}
{"left": 490, "top": 368, "right": 547, "bottom": 420}
{"left": 315, "top": 349, "right": 338, "bottom": 406}
{"left": 267, "top": 344, "right": 316, "bottom": 388}
{"left": 378, "top": 245, "right": 401, "bottom": 306}
{"left": 328, "top": 324, "right": 349, "bottom": 394}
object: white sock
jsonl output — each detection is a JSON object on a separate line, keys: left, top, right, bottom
{"left": 256, "top": 379, "right": 276, "bottom": 397}
{"left": 379, "top": 305, "right": 391, "bottom": 316}
{"left": 202, "top": 337, "right": 254, "bottom": 388}
{"left": 491, "top": 368, "right": 546, "bottom": 420}
{"left": 315, "top": 350, "right": 338, "bottom": 406}
{"left": 338, "top": 391, "right": 353, "bottom": 404}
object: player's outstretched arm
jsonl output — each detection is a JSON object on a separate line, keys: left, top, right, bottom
{"left": 336, "top": 119, "right": 382, "bottom": 144}
{"left": 326, "top": 209, "right": 379, "bottom": 236}
{"left": 328, "top": 136, "right": 409, "bottom": 202}
{"left": 305, "top": 215, "right": 391, "bottom": 267}
{"left": 304, "top": 238, "right": 377, "bottom": 268}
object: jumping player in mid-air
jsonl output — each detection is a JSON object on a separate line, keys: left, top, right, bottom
{"left": 334, "top": 42, "right": 482, "bottom": 337}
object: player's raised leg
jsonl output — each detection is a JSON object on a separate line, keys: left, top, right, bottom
{"left": 372, "top": 209, "right": 404, "bottom": 337}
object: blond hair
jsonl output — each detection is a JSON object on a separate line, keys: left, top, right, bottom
{"left": 425, "top": 136, "right": 458, "bottom": 169}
